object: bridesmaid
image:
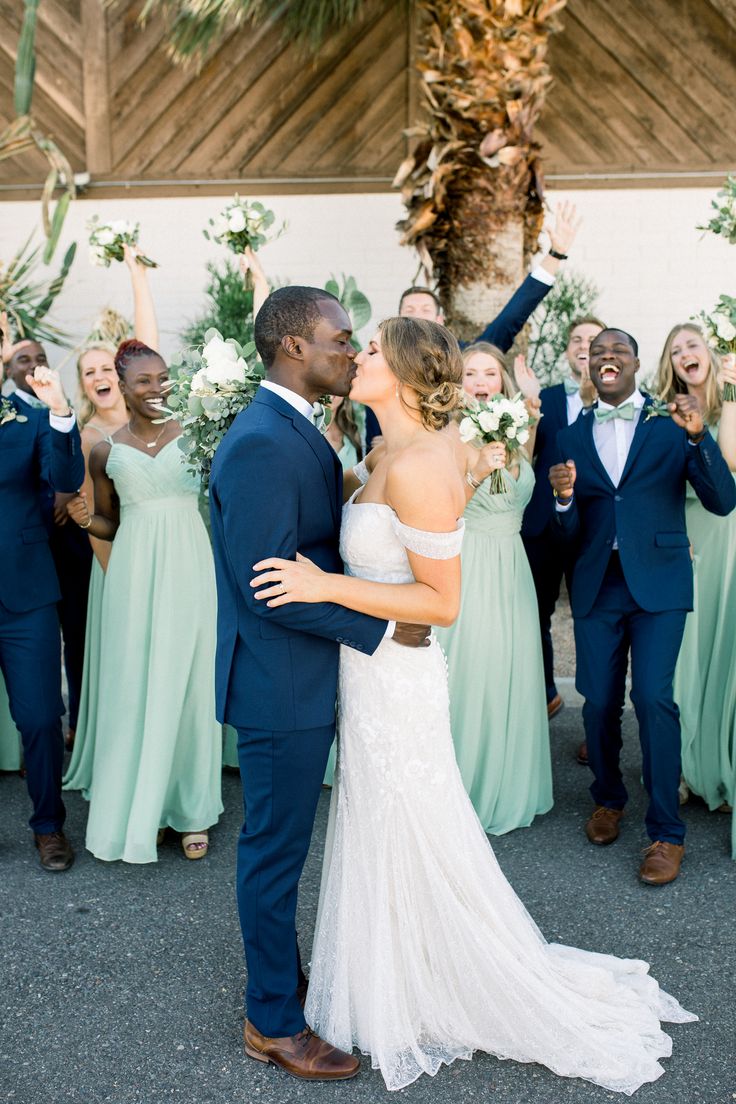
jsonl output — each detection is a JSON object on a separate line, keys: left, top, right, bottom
{"left": 436, "top": 342, "right": 553, "bottom": 834}
{"left": 66, "top": 339, "right": 223, "bottom": 862}
{"left": 656, "top": 326, "right": 736, "bottom": 853}
{"left": 64, "top": 244, "right": 157, "bottom": 786}
{"left": 0, "top": 676, "right": 20, "bottom": 773}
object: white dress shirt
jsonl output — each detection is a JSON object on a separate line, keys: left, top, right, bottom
{"left": 566, "top": 389, "right": 584, "bottom": 426}
{"left": 14, "top": 387, "right": 76, "bottom": 433}
{"left": 260, "top": 381, "right": 395, "bottom": 639}
{"left": 530, "top": 265, "right": 555, "bottom": 288}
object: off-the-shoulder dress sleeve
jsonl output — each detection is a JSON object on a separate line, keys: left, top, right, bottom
{"left": 352, "top": 459, "right": 370, "bottom": 485}
{"left": 390, "top": 516, "right": 465, "bottom": 559}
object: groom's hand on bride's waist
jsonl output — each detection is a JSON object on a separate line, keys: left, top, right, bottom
{"left": 393, "top": 623, "right": 432, "bottom": 648}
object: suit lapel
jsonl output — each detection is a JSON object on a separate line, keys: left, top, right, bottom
{"left": 253, "top": 387, "right": 339, "bottom": 526}
{"left": 619, "top": 396, "right": 654, "bottom": 485}
{"left": 577, "top": 409, "right": 616, "bottom": 491}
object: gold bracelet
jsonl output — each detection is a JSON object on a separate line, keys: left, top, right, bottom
{"left": 79, "top": 517, "right": 92, "bottom": 530}
{"left": 465, "top": 469, "right": 483, "bottom": 490}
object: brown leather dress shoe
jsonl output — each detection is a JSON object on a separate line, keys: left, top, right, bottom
{"left": 576, "top": 740, "right": 589, "bottom": 765}
{"left": 547, "top": 693, "right": 564, "bottom": 719}
{"left": 639, "top": 841, "right": 684, "bottom": 885}
{"left": 34, "top": 831, "right": 74, "bottom": 872}
{"left": 585, "top": 806, "right": 624, "bottom": 845}
{"left": 244, "top": 1021, "right": 359, "bottom": 1081}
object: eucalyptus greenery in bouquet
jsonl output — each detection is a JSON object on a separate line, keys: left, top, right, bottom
{"left": 87, "top": 216, "right": 158, "bottom": 268}
{"left": 458, "top": 393, "right": 535, "bottom": 493}
{"left": 696, "top": 295, "right": 736, "bottom": 400}
{"left": 204, "top": 197, "right": 284, "bottom": 255}
{"left": 697, "top": 175, "right": 736, "bottom": 245}
{"left": 163, "top": 329, "right": 261, "bottom": 484}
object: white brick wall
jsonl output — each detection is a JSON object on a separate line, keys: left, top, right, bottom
{"left": 1, "top": 187, "right": 732, "bottom": 394}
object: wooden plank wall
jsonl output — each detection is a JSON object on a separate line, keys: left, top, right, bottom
{"left": 0, "top": 0, "right": 734, "bottom": 196}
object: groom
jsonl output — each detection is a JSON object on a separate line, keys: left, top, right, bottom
{"left": 209, "top": 286, "right": 428, "bottom": 1080}
{"left": 549, "top": 328, "right": 736, "bottom": 885}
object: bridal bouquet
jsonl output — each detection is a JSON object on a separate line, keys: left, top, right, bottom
{"left": 162, "top": 328, "right": 261, "bottom": 484}
{"left": 458, "top": 393, "right": 534, "bottom": 493}
{"left": 87, "top": 216, "right": 158, "bottom": 268}
{"left": 696, "top": 294, "right": 736, "bottom": 400}
{"left": 697, "top": 175, "right": 736, "bottom": 245}
{"left": 204, "top": 197, "right": 283, "bottom": 255}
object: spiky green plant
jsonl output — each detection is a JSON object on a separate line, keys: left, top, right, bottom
{"left": 0, "top": 235, "right": 77, "bottom": 347}
{"left": 140, "top": 0, "right": 365, "bottom": 62}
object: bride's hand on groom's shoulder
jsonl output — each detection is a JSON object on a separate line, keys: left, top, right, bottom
{"left": 251, "top": 552, "right": 327, "bottom": 606}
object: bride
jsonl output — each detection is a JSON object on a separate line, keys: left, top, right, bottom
{"left": 251, "top": 316, "right": 696, "bottom": 1093}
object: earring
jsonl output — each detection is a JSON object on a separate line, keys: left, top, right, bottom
{"left": 395, "top": 383, "right": 400, "bottom": 399}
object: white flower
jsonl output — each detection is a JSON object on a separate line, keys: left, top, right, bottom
{"left": 211, "top": 214, "right": 229, "bottom": 238}
{"left": 95, "top": 226, "right": 115, "bottom": 246}
{"left": 478, "top": 410, "right": 500, "bottom": 433}
{"left": 517, "top": 428, "right": 530, "bottom": 445}
{"left": 110, "top": 219, "right": 134, "bottom": 236}
{"left": 714, "top": 313, "right": 736, "bottom": 342}
{"left": 203, "top": 337, "right": 247, "bottom": 386}
{"left": 190, "top": 367, "right": 215, "bottom": 396}
{"left": 505, "top": 424, "right": 517, "bottom": 440}
{"left": 459, "top": 416, "right": 478, "bottom": 444}
{"left": 227, "top": 208, "right": 247, "bottom": 233}
{"left": 88, "top": 245, "right": 107, "bottom": 267}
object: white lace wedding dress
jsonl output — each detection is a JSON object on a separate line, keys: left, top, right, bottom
{"left": 305, "top": 493, "right": 696, "bottom": 1093}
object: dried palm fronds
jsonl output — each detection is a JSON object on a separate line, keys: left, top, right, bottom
{"left": 396, "top": 0, "right": 567, "bottom": 338}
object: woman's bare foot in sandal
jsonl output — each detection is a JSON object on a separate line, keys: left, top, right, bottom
{"left": 181, "top": 831, "right": 209, "bottom": 859}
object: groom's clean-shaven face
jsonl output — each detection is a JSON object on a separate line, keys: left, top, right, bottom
{"left": 589, "top": 329, "right": 639, "bottom": 406}
{"left": 296, "top": 299, "right": 357, "bottom": 400}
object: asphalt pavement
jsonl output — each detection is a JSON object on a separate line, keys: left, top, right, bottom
{"left": 1, "top": 707, "right": 734, "bottom": 1104}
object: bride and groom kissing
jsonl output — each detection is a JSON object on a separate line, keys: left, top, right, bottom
{"left": 208, "top": 286, "right": 695, "bottom": 1093}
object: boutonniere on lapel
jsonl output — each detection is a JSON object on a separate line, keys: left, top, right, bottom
{"left": 643, "top": 397, "right": 672, "bottom": 423}
{"left": 0, "top": 398, "right": 28, "bottom": 427}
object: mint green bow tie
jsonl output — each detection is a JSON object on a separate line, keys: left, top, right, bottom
{"left": 563, "top": 377, "right": 580, "bottom": 395}
{"left": 594, "top": 402, "right": 635, "bottom": 423}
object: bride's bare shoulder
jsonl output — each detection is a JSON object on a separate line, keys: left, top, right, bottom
{"left": 385, "top": 436, "right": 464, "bottom": 518}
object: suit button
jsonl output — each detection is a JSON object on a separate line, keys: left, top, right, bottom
{"left": 614, "top": 494, "right": 622, "bottom": 502}
{"left": 336, "top": 637, "right": 344, "bottom": 643}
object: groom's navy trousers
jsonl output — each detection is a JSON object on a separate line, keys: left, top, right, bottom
{"left": 555, "top": 405, "right": 735, "bottom": 844}
{"left": 209, "top": 385, "right": 386, "bottom": 1038}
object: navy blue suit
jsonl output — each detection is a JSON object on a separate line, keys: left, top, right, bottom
{"left": 0, "top": 396, "right": 84, "bottom": 832}
{"left": 555, "top": 401, "right": 736, "bottom": 843}
{"left": 365, "top": 272, "right": 552, "bottom": 443}
{"left": 521, "top": 383, "right": 576, "bottom": 701}
{"left": 209, "top": 385, "right": 386, "bottom": 1038}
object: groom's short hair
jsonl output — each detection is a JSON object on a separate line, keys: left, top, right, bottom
{"left": 255, "top": 286, "right": 340, "bottom": 369}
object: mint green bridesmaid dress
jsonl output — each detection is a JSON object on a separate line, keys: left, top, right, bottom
{"left": 436, "top": 458, "right": 553, "bottom": 835}
{"left": 83, "top": 439, "right": 223, "bottom": 863}
{"left": 675, "top": 440, "right": 736, "bottom": 857}
{"left": 63, "top": 556, "right": 105, "bottom": 794}
{"left": 0, "top": 673, "right": 21, "bottom": 772}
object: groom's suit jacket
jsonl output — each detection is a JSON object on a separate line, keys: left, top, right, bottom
{"left": 209, "top": 385, "right": 388, "bottom": 732}
{"left": 0, "top": 394, "right": 84, "bottom": 614}
{"left": 554, "top": 400, "right": 736, "bottom": 618}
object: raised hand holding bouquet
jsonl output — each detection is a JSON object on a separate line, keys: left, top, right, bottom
{"left": 459, "top": 391, "right": 536, "bottom": 493}
{"left": 696, "top": 295, "right": 736, "bottom": 400}
{"left": 204, "top": 197, "right": 283, "bottom": 256}
{"left": 162, "top": 329, "right": 260, "bottom": 484}
{"left": 87, "top": 216, "right": 158, "bottom": 268}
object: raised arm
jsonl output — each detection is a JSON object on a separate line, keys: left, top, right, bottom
{"left": 124, "top": 243, "right": 159, "bottom": 350}
{"left": 239, "top": 247, "right": 270, "bottom": 318}
{"left": 252, "top": 448, "right": 464, "bottom": 627}
{"left": 716, "top": 355, "right": 736, "bottom": 471}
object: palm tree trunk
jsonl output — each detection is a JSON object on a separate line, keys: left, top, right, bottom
{"left": 396, "top": 0, "right": 567, "bottom": 342}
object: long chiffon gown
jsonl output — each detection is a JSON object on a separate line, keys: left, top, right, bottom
{"left": 82, "top": 439, "right": 223, "bottom": 862}
{"left": 305, "top": 492, "right": 696, "bottom": 1093}
{"left": 674, "top": 434, "right": 736, "bottom": 856}
{"left": 0, "top": 674, "right": 20, "bottom": 772}
{"left": 436, "top": 459, "right": 552, "bottom": 833}
{"left": 63, "top": 557, "right": 105, "bottom": 794}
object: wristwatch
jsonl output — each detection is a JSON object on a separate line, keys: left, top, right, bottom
{"left": 548, "top": 248, "right": 568, "bottom": 261}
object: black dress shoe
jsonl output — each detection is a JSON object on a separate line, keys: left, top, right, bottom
{"left": 34, "top": 831, "right": 74, "bottom": 871}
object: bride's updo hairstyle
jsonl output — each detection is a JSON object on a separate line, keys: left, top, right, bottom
{"left": 379, "top": 316, "right": 464, "bottom": 431}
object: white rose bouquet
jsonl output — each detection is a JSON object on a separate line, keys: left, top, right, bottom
{"left": 696, "top": 294, "right": 736, "bottom": 401}
{"left": 204, "top": 197, "right": 283, "bottom": 256}
{"left": 458, "top": 392, "right": 535, "bottom": 493}
{"left": 697, "top": 175, "right": 736, "bottom": 245}
{"left": 86, "top": 216, "right": 158, "bottom": 268}
{"left": 162, "top": 328, "right": 261, "bottom": 484}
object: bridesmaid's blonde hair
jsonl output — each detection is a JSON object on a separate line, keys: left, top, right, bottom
{"left": 655, "top": 323, "right": 721, "bottom": 425}
{"left": 379, "top": 316, "right": 464, "bottom": 431}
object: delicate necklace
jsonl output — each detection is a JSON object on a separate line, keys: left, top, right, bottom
{"left": 127, "top": 419, "right": 166, "bottom": 449}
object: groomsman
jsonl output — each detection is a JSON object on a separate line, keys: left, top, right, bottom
{"left": 522, "top": 316, "right": 605, "bottom": 737}
{"left": 0, "top": 336, "right": 84, "bottom": 870}
{"left": 549, "top": 328, "right": 736, "bottom": 885}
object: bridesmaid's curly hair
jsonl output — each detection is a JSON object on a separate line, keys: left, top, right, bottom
{"left": 114, "top": 339, "right": 164, "bottom": 378}
{"left": 379, "top": 317, "right": 464, "bottom": 431}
